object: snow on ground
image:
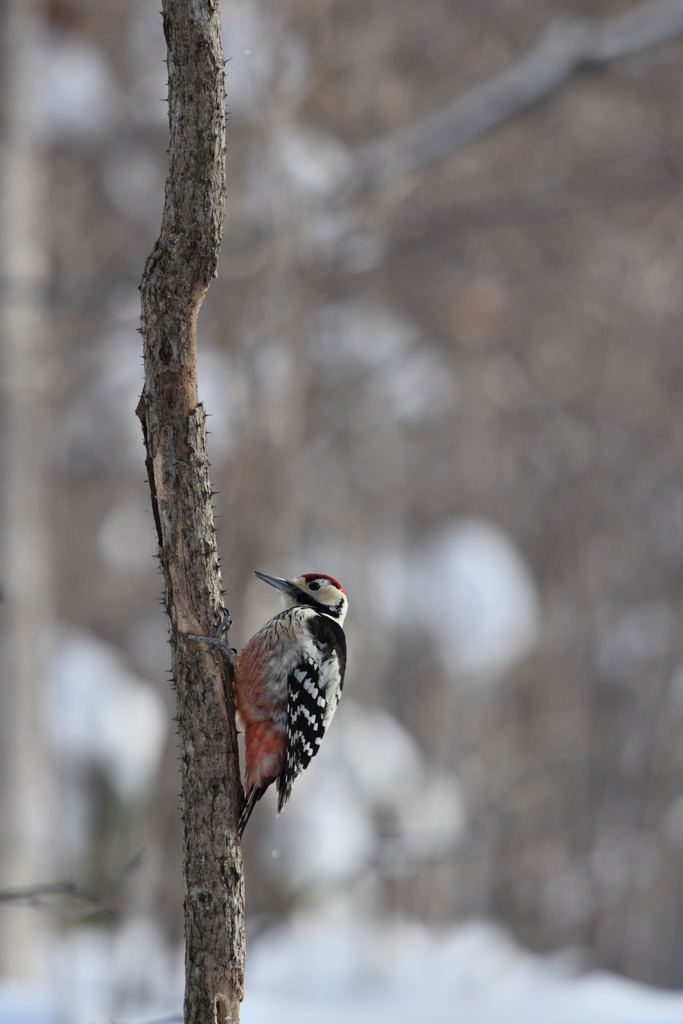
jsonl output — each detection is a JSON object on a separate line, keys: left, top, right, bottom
{"left": 242, "top": 916, "right": 683, "bottom": 1024}
{"left": 3, "top": 916, "right": 683, "bottom": 1024}
{"left": 243, "top": 972, "right": 683, "bottom": 1024}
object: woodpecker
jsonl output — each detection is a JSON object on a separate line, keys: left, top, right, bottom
{"left": 235, "top": 570, "right": 348, "bottom": 836}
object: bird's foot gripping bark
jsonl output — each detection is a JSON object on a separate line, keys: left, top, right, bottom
{"left": 180, "top": 607, "right": 236, "bottom": 658}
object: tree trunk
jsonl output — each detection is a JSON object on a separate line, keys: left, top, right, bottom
{"left": 137, "top": 2, "right": 245, "bottom": 1022}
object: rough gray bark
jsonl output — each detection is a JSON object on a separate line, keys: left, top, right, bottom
{"left": 0, "top": 0, "right": 52, "bottom": 981}
{"left": 136, "top": 2, "right": 245, "bottom": 1022}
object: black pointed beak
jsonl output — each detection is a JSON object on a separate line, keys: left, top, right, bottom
{"left": 254, "top": 571, "right": 298, "bottom": 597}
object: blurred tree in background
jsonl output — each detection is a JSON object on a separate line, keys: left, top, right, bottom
{"left": 2, "top": 0, "right": 683, "bottom": 1015}
{"left": 0, "top": 0, "right": 52, "bottom": 981}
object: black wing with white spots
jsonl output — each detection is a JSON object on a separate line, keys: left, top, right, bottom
{"left": 276, "top": 612, "right": 347, "bottom": 812}
{"left": 307, "top": 612, "right": 346, "bottom": 682}
{"left": 308, "top": 612, "right": 346, "bottom": 726}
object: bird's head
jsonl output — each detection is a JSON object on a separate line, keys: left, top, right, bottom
{"left": 254, "top": 570, "right": 348, "bottom": 624}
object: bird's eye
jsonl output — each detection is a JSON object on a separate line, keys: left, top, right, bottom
{"left": 308, "top": 581, "right": 321, "bottom": 591}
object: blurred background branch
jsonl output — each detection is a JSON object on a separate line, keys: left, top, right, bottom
{"left": 352, "top": 0, "right": 683, "bottom": 190}
{"left": 0, "top": 854, "right": 142, "bottom": 916}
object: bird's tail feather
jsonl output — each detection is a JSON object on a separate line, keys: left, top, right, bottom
{"left": 239, "top": 785, "right": 267, "bottom": 837}
{"left": 276, "top": 774, "right": 294, "bottom": 814}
